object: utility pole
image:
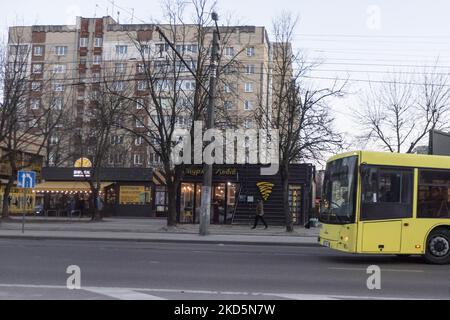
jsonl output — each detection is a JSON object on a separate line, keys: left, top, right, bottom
{"left": 200, "top": 12, "right": 220, "bottom": 236}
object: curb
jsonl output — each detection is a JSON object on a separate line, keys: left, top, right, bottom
{"left": 0, "top": 234, "right": 321, "bottom": 247}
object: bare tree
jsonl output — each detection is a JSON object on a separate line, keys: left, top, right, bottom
{"left": 119, "top": 0, "right": 244, "bottom": 227}
{"left": 356, "top": 66, "right": 450, "bottom": 153}
{"left": 0, "top": 30, "right": 64, "bottom": 219}
{"left": 74, "top": 62, "right": 132, "bottom": 221}
{"left": 257, "top": 13, "right": 345, "bottom": 232}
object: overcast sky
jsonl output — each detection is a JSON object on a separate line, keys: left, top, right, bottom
{"left": 3, "top": 0, "right": 450, "bottom": 155}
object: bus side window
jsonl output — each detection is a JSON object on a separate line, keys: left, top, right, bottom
{"left": 361, "top": 166, "right": 413, "bottom": 221}
{"left": 418, "top": 170, "right": 450, "bottom": 219}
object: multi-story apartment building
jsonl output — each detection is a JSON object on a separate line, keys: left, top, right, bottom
{"left": 8, "top": 16, "right": 284, "bottom": 170}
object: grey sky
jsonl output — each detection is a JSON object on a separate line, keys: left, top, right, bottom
{"left": 3, "top": 0, "right": 450, "bottom": 153}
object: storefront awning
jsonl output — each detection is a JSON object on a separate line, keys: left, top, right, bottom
{"left": 33, "top": 181, "right": 114, "bottom": 193}
{"left": 153, "top": 170, "right": 166, "bottom": 186}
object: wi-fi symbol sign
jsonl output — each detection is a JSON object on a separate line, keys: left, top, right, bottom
{"left": 257, "top": 182, "right": 274, "bottom": 201}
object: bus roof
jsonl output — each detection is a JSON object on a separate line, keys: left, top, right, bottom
{"left": 328, "top": 151, "right": 450, "bottom": 170}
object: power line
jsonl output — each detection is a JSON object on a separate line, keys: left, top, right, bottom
{"left": 311, "top": 69, "right": 450, "bottom": 76}
{"left": 292, "top": 33, "right": 450, "bottom": 39}
{"left": 300, "top": 75, "right": 450, "bottom": 87}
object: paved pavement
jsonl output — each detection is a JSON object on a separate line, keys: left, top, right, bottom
{"left": 0, "top": 217, "right": 319, "bottom": 246}
{"left": 0, "top": 239, "right": 449, "bottom": 300}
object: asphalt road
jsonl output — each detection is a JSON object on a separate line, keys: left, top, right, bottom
{"left": 0, "top": 239, "right": 449, "bottom": 300}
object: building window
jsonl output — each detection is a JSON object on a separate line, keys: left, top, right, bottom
{"left": 33, "top": 46, "right": 43, "bottom": 57}
{"left": 134, "top": 153, "right": 143, "bottom": 165}
{"left": 244, "top": 100, "right": 253, "bottom": 111}
{"left": 30, "top": 119, "right": 39, "bottom": 128}
{"left": 32, "top": 64, "right": 43, "bottom": 74}
{"left": 246, "top": 47, "right": 255, "bottom": 57}
{"left": 224, "top": 84, "right": 232, "bottom": 93}
{"left": 55, "top": 46, "right": 68, "bottom": 56}
{"left": 108, "top": 154, "right": 114, "bottom": 165}
{"left": 115, "top": 63, "right": 126, "bottom": 74}
{"left": 135, "top": 119, "right": 145, "bottom": 128}
{"left": 116, "top": 45, "right": 128, "bottom": 55}
{"left": 224, "top": 47, "right": 235, "bottom": 56}
{"left": 418, "top": 170, "right": 450, "bottom": 219}
{"left": 183, "top": 80, "right": 196, "bottom": 91}
{"left": 53, "top": 64, "right": 65, "bottom": 74}
{"left": 109, "top": 153, "right": 124, "bottom": 165}
{"left": 50, "top": 136, "right": 59, "bottom": 145}
{"left": 135, "top": 136, "right": 144, "bottom": 146}
{"left": 223, "top": 65, "right": 234, "bottom": 74}
{"left": 53, "top": 82, "right": 64, "bottom": 92}
{"left": 110, "top": 135, "right": 124, "bottom": 145}
{"left": 93, "top": 55, "right": 102, "bottom": 65}
{"left": 176, "top": 44, "right": 198, "bottom": 54}
{"left": 244, "top": 82, "right": 253, "bottom": 93}
{"left": 10, "top": 45, "right": 28, "bottom": 56}
{"left": 246, "top": 64, "right": 255, "bottom": 74}
{"left": 156, "top": 43, "right": 170, "bottom": 56}
{"left": 140, "top": 44, "right": 150, "bottom": 56}
{"left": 150, "top": 153, "right": 161, "bottom": 164}
{"left": 137, "top": 81, "right": 146, "bottom": 91}
{"left": 80, "top": 38, "right": 89, "bottom": 48}
{"left": 92, "top": 72, "right": 101, "bottom": 82}
{"left": 113, "top": 81, "right": 126, "bottom": 92}
{"left": 136, "top": 98, "right": 145, "bottom": 109}
{"left": 30, "top": 99, "right": 40, "bottom": 110}
{"left": 31, "top": 81, "right": 42, "bottom": 91}
{"left": 137, "top": 63, "right": 145, "bottom": 73}
{"left": 224, "top": 101, "right": 233, "bottom": 111}
{"left": 244, "top": 119, "right": 253, "bottom": 129}
{"left": 52, "top": 98, "right": 63, "bottom": 110}
{"left": 94, "top": 37, "right": 103, "bottom": 47}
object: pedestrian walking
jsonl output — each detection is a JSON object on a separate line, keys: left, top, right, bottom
{"left": 252, "top": 199, "right": 268, "bottom": 230}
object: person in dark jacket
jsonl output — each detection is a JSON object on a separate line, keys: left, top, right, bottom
{"left": 252, "top": 199, "right": 268, "bottom": 230}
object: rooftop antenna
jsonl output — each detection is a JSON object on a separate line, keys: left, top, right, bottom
{"left": 131, "top": 8, "right": 135, "bottom": 23}
{"left": 94, "top": 4, "right": 99, "bottom": 18}
{"left": 117, "top": 11, "right": 120, "bottom": 23}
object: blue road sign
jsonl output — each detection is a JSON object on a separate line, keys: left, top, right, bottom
{"left": 17, "top": 171, "right": 36, "bottom": 189}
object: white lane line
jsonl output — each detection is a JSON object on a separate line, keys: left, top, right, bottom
{"left": 329, "top": 267, "right": 424, "bottom": 273}
{"left": 0, "top": 284, "right": 434, "bottom": 300}
{"left": 84, "top": 287, "right": 166, "bottom": 300}
{"left": 0, "top": 284, "right": 165, "bottom": 300}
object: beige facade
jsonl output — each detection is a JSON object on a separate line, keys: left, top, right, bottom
{"left": 8, "top": 17, "right": 286, "bottom": 169}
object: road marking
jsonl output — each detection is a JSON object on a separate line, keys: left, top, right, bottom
{"left": 329, "top": 267, "right": 424, "bottom": 273}
{"left": 0, "top": 284, "right": 435, "bottom": 300}
{"left": 84, "top": 287, "right": 165, "bottom": 300}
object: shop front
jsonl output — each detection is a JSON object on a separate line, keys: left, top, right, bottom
{"left": 177, "top": 164, "right": 315, "bottom": 226}
{"left": 35, "top": 167, "right": 155, "bottom": 218}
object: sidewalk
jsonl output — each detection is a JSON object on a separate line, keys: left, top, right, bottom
{"left": 0, "top": 217, "right": 320, "bottom": 246}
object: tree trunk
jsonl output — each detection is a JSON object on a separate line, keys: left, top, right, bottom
{"left": 1, "top": 175, "right": 14, "bottom": 220}
{"left": 281, "top": 164, "right": 293, "bottom": 232}
{"left": 166, "top": 182, "right": 178, "bottom": 227}
{"left": 90, "top": 188, "right": 102, "bottom": 222}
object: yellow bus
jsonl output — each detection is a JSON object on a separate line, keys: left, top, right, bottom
{"left": 319, "top": 151, "right": 450, "bottom": 264}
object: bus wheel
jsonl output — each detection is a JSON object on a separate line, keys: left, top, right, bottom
{"left": 424, "top": 229, "right": 450, "bottom": 265}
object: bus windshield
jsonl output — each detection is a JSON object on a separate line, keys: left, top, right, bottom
{"left": 320, "top": 156, "right": 358, "bottom": 225}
